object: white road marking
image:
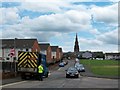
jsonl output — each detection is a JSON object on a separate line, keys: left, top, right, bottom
{"left": 87, "top": 77, "right": 117, "bottom": 80}
{"left": 0, "top": 81, "right": 27, "bottom": 88}
{"left": 58, "top": 68, "right": 61, "bottom": 71}
{"left": 48, "top": 73, "right": 51, "bottom": 75}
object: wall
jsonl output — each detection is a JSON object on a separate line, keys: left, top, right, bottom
{"left": 56, "top": 48, "right": 60, "bottom": 61}
{"left": 46, "top": 46, "right": 52, "bottom": 64}
{"left": 32, "top": 40, "right": 40, "bottom": 52}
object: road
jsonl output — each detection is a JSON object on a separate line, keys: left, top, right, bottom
{"left": 0, "top": 60, "right": 119, "bottom": 89}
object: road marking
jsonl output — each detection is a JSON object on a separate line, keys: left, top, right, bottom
{"left": 48, "top": 73, "right": 51, "bottom": 75}
{"left": 87, "top": 77, "right": 117, "bottom": 80}
{"left": 0, "top": 81, "right": 27, "bottom": 88}
{"left": 58, "top": 68, "right": 61, "bottom": 71}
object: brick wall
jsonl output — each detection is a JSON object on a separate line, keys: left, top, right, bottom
{"left": 46, "top": 46, "right": 52, "bottom": 64}
{"left": 56, "top": 48, "right": 60, "bottom": 62}
{"left": 32, "top": 40, "right": 40, "bottom": 52}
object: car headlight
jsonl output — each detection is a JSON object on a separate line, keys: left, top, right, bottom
{"left": 82, "top": 68, "right": 84, "bottom": 69}
{"left": 67, "top": 72, "right": 69, "bottom": 74}
{"left": 75, "top": 72, "right": 78, "bottom": 74}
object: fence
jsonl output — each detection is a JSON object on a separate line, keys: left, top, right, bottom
{"left": 2, "top": 62, "right": 17, "bottom": 73}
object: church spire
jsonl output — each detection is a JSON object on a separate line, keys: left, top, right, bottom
{"left": 74, "top": 33, "right": 79, "bottom": 53}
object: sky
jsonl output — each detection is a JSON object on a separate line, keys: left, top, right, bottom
{"left": 0, "top": 0, "right": 120, "bottom": 53}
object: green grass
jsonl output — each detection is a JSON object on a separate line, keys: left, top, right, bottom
{"left": 80, "top": 59, "right": 119, "bottom": 77}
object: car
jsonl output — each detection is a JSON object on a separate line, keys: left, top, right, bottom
{"left": 66, "top": 67, "right": 79, "bottom": 78}
{"left": 75, "top": 63, "right": 85, "bottom": 72}
{"left": 59, "top": 62, "right": 64, "bottom": 67}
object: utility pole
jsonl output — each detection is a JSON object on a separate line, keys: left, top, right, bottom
{"left": 14, "top": 38, "right": 16, "bottom": 76}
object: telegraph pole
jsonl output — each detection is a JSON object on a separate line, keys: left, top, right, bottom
{"left": 14, "top": 38, "right": 16, "bottom": 76}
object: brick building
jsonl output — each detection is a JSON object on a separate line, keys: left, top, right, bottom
{"left": 0, "top": 38, "right": 40, "bottom": 62}
{"left": 0, "top": 38, "right": 40, "bottom": 73}
{"left": 51, "top": 46, "right": 60, "bottom": 63}
{"left": 59, "top": 48, "right": 63, "bottom": 60}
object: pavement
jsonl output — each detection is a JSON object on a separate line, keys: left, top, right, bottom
{"left": 1, "top": 76, "right": 22, "bottom": 85}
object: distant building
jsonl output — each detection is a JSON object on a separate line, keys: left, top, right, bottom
{"left": 77, "top": 51, "right": 104, "bottom": 60}
{"left": 82, "top": 51, "right": 92, "bottom": 59}
{"left": 74, "top": 33, "right": 79, "bottom": 53}
{"left": 92, "top": 52, "right": 104, "bottom": 60}
{"left": 105, "top": 53, "right": 120, "bottom": 60}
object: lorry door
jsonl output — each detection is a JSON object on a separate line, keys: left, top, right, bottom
{"left": 18, "top": 51, "right": 38, "bottom": 72}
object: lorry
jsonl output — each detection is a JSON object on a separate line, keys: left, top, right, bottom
{"left": 17, "top": 51, "right": 49, "bottom": 79}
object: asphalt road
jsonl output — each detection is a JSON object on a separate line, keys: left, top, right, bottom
{"left": 0, "top": 60, "right": 119, "bottom": 89}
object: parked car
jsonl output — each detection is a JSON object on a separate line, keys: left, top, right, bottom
{"left": 75, "top": 63, "right": 85, "bottom": 72}
{"left": 59, "top": 62, "right": 64, "bottom": 67}
{"left": 66, "top": 67, "right": 79, "bottom": 78}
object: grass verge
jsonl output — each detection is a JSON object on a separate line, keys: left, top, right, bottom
{"left": 80, "top": 59, "right": 119, "bottom": 77}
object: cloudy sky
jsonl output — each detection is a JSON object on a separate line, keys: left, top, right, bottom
{"left": 0, "top": 0, "right": 119, "bottom": 52}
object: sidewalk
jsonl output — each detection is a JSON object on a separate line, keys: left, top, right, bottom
{"left": 1, "top": 63, "right": 60, "bottom": 85}
{"left": 1, "top": 76, "right": 22, "bottom": 85}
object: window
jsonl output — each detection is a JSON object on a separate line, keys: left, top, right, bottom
{"left": 26, "top": 49, "right": 29, "bottom": 51}
{"left": 6, "top": 57, "right": 9, "bottom": 60}
{"left": 13, "top": 57, "right": 16, "bottom": 60}
{"left": 20, "top": 48, "right": 23, "bottom": 51}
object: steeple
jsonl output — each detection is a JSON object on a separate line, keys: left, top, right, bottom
{"left": 74, "top": 33, "right": 79, "bottom": 53}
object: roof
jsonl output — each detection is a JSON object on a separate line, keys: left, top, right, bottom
{"left": 1, "top": 39, "right": 14, "bottom": 48}
{"left": 1, "top": 38, "right": 37, "bottom": 48}
{"left": 105, "top": 53, "right": 120, "bottom": 56}
{"left": 51, "top": 46, "right": 58, "bottom": 52}
{"left": 39, "top": 43, "right": 50, "bottom": 50}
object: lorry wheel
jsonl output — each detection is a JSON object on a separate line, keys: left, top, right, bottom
{"left": 45, "top": 72, "right": 49, "bottom": 78}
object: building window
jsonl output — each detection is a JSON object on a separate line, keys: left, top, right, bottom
{"left": 20, "top": 48, "right": 23, "bottom": 51}
{"left": 6, "top": 57, "right": 9, "bottom": 60}
{"left": 26, "top": 49, "right": 29, "bottom": 51}
{"left": 13, "top": 57, "right": 16, "bottom": 60}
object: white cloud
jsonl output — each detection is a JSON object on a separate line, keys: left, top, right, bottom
{"left": 1, "top": 1, "right": 119, "bottom": 52}
{"left": 17, "top": 10, "right": 92, "bottom": 33}
{"left": 79, "top": 37, "right": 103, "bottom": 46}
{"left": 89, "top": 29, "right": 101, "bottom": 34}
{"left": 91, "top": 3, "right": 118, "bottom": 26}
{"left": 23, "top": 0, "right": 119, "bottom": 2}
{"left": 79, "top": 31, "right": 118, "bottom": 52}
{"left": 0, "top": 7, "right": 20, "bottom": 25}
{"left": 20, "top": 0, "right": 72, "bottom": 13}
{"left": 97, "top": 29, "right": 119, "bottom": 45}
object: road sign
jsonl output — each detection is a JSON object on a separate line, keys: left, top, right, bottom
{"left": 9, "top": 48, "right": 15, "bottom": 57}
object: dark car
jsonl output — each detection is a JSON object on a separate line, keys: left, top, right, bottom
{"left": 75, "top": 63, "right": 85, "bottom": 72}
{"left": 66, "top": 67, "right": 79, "bottom": 78}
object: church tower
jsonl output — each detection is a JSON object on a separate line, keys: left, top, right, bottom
{"left": 74, "top": 33, "right": 79, "bottom": 53}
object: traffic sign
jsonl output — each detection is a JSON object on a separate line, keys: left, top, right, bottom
{"left": 9, "top": 48, "right": 15, "bottom": 57}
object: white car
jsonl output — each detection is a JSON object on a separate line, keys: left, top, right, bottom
{"left": 75, "top": 63, "right": 85, "bottom": 72}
